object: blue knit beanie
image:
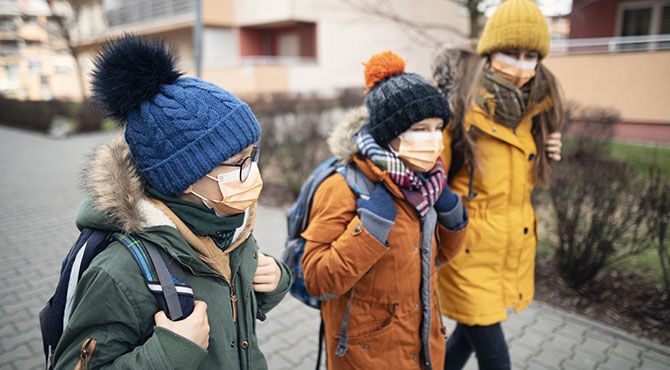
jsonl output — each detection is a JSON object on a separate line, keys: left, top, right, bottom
{"left": 364, "top": 51, "right": 452, "bottom": 147}
{"left": 90, "top": 35, "right": 260, "bottom": 195}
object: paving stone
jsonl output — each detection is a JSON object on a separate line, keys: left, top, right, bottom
{"left": 595, "top": 353, "right": 638, "bottom": 370}
{"left": 640, "top": 350, "right": 670, "bottom": 366}
{"left": 579, "top": 336, "right": 613, "bottom": 359}
{"left": 527, "top": 316, "right": 562, "bottom": 334}
{"left": 638, "top": 356, "right": 670, "bottom": 370}
{"left": 527, "top": 359, "right": 558, "bottom": 370}
{"left": 0, "top": 344, "right": 32, "bottom": 367}
{"left": 609, "top": 339, "right": 645, "bottom": 363}
{"left": 571, "top": 349, "right": 605, "bottom": 368}
{"left": 544, "top": 332, "right": 578, "bottom": 355}
{"left": 509, "top": 342, "right": 538, "bottom": 363}
{"left": 268, "top": 353, "right": 300, "bottom": 369}
{"left": 554, "top": 321, "right": 588, "bottom": 341}
{"left": 516, "top": 329, "right": 549, "bottom": 351}
{"left": 531, "top": 347, "right": 569, "bottom": 369}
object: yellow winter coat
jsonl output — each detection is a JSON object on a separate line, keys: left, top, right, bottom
{"left": 437, "top": 97, "right": 552, "bottom": 326}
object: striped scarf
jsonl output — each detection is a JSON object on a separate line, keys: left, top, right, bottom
{"left": 354, "top": 127, "right": 446, "bottom": 217}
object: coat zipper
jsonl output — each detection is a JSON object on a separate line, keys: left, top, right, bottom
{"left": 75, "top": 338, "right": 96, "bottom": 370}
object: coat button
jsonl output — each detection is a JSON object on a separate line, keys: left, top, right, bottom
{"left": 524, "top": 227, "right": 529, "bottom": 234}
{"left": 413, "top": 247, "right": 418, "bottom": 252}
{"left": 465, "top": 248, "right": 470, "bottom": 253}
{"left": 529, "top": 153, "right": 536, "bottom": 161}
{"left": 363, "top": 345, "right": 369, "bottom": 349}
{"left": 414, "top": 304, "right": 420, "bottom": 309}
{"left": 414, "top": 356, "right": 418, "bottom": 361}
{"left": 513, "top": 129, "right": 517, "bottom": 135}
{"left": 241, "top": 340, "right": 249, "bottom": 349}
{"left": 253, "top": 252, "right": 258, "bottom": 259}
{"left": 354, "top": 226, "right": 361, "bottom": 232}
{"left": 492, "top": 126, "right": 497, "bottom": 132}
{"left": 230, "top": 341, "right": 235, "bottom": 347}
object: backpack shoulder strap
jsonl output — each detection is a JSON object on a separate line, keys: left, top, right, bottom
{"left": 40, "top": 227, "right": 112, "bottom": 369}
{"left": 337, "top": 161, "right": 374, "bottom": 200}
{"left": 112, "top": 233, "right": 194, "bottom": 321}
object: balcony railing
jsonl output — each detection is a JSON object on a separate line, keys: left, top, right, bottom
{"left": 103, "top": 0, "right": 195, "bottom": 28}
{"left": 551, "top": 34, "right": 670, "bottom": 55}
{"left": 240, "top": 56, "right": 317, "bottom": 65}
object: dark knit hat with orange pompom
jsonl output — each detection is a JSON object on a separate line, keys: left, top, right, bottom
{"left": 364, "top": 51, "right": 452, "bottom": 147}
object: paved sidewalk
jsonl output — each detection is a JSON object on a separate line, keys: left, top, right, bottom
{"left": 1, "top": 125, "right": 669, "bottom": 370}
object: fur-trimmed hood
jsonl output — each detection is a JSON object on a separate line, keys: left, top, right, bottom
{"left": 431, "top": 47, "right": 481, "bottom": 109}
{"left": 78, "top": 130, "right": 174, "bottom": 234}
{"left": 327, "top": 106, "right": 368, "bottom": 160}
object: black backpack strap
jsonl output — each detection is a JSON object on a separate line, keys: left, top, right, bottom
{"left": 112, "top": 233, "right": 194, "bottom": 321}
{"left": 40, "top": 228, "right": 112, "bottom": 369}
{"left": 143, "top": 239, "right": 185, "bottom": 320}
{"left": 316, "top": 318, "right": 325, "bottom": 370}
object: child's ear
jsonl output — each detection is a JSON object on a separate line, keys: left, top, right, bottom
{"left": 183, "top": 185, "right": 193, "bottom": 195}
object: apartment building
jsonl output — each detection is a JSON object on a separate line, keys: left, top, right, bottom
{"left": 0, "top": 0, "right": 81, "bottom": 100}
{"left": 68, "top": 0, "right": 469, "bottom": 99}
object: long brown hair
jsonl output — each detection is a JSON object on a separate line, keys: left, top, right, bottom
{"left": 436, "top": 48, "right": 565, "bottom": 188}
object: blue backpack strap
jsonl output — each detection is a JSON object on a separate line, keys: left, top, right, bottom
{"left": 112, "top": 233, "right": 194, "bottom": 321}
{"left": 40, "top": 227, "right": 112, "bottom": 369}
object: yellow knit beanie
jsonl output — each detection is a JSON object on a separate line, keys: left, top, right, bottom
{"left": 477, "top": 0, "right": 550, "bottom": 58}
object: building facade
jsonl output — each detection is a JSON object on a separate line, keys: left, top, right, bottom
{"left": 544, "top": 0, "right": 670, "bottom": 141}
{"left": 0, "top": 0, "right": 82, "bottom": 100}
{"left": 67, "top": 0, "right": 468, "bottom": 99}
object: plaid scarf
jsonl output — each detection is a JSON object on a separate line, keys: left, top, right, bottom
{"left": 355, "top": 127, "right": 446, "bottom": 217}
{"left": 476, "top": 69, "right": 532, "bottom": 129}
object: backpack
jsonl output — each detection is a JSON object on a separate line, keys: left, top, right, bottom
{"left": 39, "top": 228, "right": 195, "bottom": 370}
{"left": 281, "top": 156, "right": 373, "bottom": 368}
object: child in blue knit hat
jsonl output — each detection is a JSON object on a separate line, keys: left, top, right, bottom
{"left": 53, "top": 35, "right": 290, "bottom": 369}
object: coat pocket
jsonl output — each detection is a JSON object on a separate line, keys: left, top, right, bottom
{"left": 74, "top": 338, "right": 96, "bottom": 370}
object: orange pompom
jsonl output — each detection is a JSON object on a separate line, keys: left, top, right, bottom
{"left": 363, "top": 51, "right": 406, "bottom": 93}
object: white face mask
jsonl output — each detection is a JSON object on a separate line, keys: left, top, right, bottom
{"left": 190, "top": 163, "right": 263, "bottom": 216}
{"left": 395, "top": 131, "right": 444, "bottom": 172}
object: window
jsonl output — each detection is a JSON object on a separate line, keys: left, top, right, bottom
{"left": 621, "top": 7, "right": 652, "bottom": 36}
{"left": 5, "top": 64, "right": 19, "bottom": 81}
{"left": 617, "top": 1, "right": 670, "bottom": 51}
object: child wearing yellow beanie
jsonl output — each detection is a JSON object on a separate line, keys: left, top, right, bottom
{"left": 431, "top": 0, "right": 565, "bottom": 369}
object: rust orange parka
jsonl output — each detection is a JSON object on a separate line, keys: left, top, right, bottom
{"left": 301, "top": 108, "right": 467, "bottom": 369}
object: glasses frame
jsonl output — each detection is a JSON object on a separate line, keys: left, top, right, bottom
{"left": 219, "top": 145, "right": 259, "bottom": 182}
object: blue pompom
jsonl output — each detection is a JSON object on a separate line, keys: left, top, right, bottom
{"left": 90, "top": 34, "right": 182, "bottom": 120}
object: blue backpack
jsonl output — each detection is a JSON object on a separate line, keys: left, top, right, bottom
{"left": 39, "top": 228, "right": 194, "bottom": 370}
{"left": 281, "top": 156, "right": 373, "bottom": 367}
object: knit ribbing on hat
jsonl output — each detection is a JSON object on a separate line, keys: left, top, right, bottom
{"left": 365, "top": 73, "right": 452, "bottom": 147}
{"left": 477, "top": 0, "right": 550, "bottom": 58}
{"left": 124, "top": 77, "right": 260, "bottom": 196}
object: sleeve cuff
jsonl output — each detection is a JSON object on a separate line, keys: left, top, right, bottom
{"left": 357, "top": 208, "right": 394, "bottom": 244}
{"left": 437, "top": 196, "right": 468, "bottom": 231}
{"left": 154, "top": 326, "right": 208, "bottom": 369}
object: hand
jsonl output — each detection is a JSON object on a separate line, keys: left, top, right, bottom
{"left": 434, "top": 186, "right": 459, "bottom": 213}
{"left": 356, "top": 184, "right": 397, "bottom": 222}
{"left": 545, "top": 132, "right": 562, "bottom": 161}
{"left": 253, "top": 252, "right": 281, "bottom": 292}
{"left": 154, "top": 300, "right": 210, "bottom": 350}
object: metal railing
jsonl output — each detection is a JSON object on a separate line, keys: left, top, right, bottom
{"left": 240, "top": 56, "right": 318, "bottom": 65}
{"left": 103, "top": 0, "right": 195, "bottom": 28}
{"left": 550, "top": 34, "right": 670, "bottom": 55}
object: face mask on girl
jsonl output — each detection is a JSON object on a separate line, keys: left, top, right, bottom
{"left": 491, "top": 52, "right": 537, "bottom": 87}
{"left": 394, "top": 131, "right": 444, "bottom": 172}
{"left": 189, "top": 162, "right": 263, "bottom": 216}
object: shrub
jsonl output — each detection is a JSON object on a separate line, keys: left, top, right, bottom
{"left": 549, "top": 147, "right": 656, "bottom": 288}
{"left": 645, "top": 168, "right": 670, "bottom": 305}
{"left": 0, "top": 97, "right": 105, "bottom": 133}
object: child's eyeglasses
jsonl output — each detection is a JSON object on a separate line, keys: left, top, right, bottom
{"left": 219, "top": 145, "right": 259, "bottom": 182}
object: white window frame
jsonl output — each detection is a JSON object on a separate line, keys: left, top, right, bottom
{"left": 615, "top": 0, "right": 670, "bottom": 36}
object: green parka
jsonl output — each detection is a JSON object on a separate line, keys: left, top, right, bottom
{"left": 54, "top": 133, "right": 290, "bottom": 369}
